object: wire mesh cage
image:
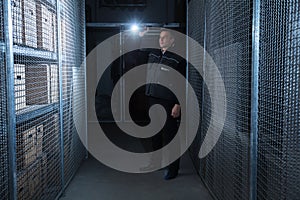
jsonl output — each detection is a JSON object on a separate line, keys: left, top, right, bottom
{"left": 188, "top": 0, "right": 252, "bottom": 199}
{"left": 12, "top": 0, "right": 62, "bottom": 199}
{"left": 16, "top": 113, "right": 61, "bottom": 200}
{"left": 1, "top": 0, "right": 10, "bottom": 199}
{"left": 204, "top": 1, "right": 252, "bottom": 200}
{"left": 187, "top": 0, "right": 205, "bottom": 171}
{"left": 189, "top": 0, "right": 300, "bottom": 200}
{"left": 1, "top": 0, "right": 86, "bottom": 199}
{"left": 0, "top": 0, "right": 9, "bottom": 199}
{"left": 257, "top": 0, "right": 300, "bottom": 199}
{"left": 60, "top": 0, "right": 86, "bottom": 186}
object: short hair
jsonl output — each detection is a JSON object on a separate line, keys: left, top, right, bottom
{"left": 160, "top": 28, "right": 175, "bottom": 39}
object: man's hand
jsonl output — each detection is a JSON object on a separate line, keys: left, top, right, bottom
{"left": 138, "top": 27, "right": 149, "bottom": 37}
{"left": 171, "top": 104, "right": 181, "bottom": 118}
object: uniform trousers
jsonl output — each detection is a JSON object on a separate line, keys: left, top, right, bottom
{"left": 143, "top": 96, "right": 180, "bottom": 174}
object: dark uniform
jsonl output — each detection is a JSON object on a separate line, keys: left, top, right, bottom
{"left": 145, "top": 48, "right": 186, "bottom": 178}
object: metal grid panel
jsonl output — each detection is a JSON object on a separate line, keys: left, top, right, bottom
{"left": 12, "top": 0, "right": 62, "bottom": 199}
{"left": 257, "top": 1, "right": 300, "bottom": 199}
{"left": 0, "top": 0, "right": 86, "bottom": 199}
{"left": 0, "top": 0, "right": 3, "bottom": 41}
{"left": 0, "top": 1, "right": 9, "bottom": 198}
{"left": 0, "top": 66, "right": 9, "bottom": 198}
{"left": 187, "top": 0, "right": 205, "bottom": 172}
{"left": 60, "top": 0, "right": 86, "bottom": 185}
{"left": 16, "top": 112, "right": 61, "bottom": 200}
{"left": 189, "top": 1, "right": 252, "bottom": 199}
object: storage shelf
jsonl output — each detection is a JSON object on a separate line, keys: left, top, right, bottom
{"left": 1, "top": 43, "right": 58, "bottom": 61}
{"left": 13, "top": 45, "right": 57, "bottom": 61}
{"left": 16, "top": 103, "right": 59, "bottom": 124}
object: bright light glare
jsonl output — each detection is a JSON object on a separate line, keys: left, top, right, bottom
{"left": 131, "top": 24, "right": 139, "bottom": 32}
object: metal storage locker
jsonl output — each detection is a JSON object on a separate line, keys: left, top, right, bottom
{"left": 188, "top": 0, "right": 300, "bottom": 200}
{"left": 188, "top": 0, "right": 252, "bottom": 199}
{"left": 0, "top": 0, "right": 87, "bottom": 199}
{"left": 257, "top": 1, "right": 300, "bottom": 199}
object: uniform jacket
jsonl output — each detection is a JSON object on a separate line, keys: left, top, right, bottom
{"left": 145, "top": 48, "right": 186, "bottom": 104}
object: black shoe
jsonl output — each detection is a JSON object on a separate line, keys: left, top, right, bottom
{"left": 163, "top": 170, "right": 178, "bottom": 180}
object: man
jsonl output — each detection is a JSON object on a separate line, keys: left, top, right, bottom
{"left": 142, "top": 29, "right": 186, "bottom": 180}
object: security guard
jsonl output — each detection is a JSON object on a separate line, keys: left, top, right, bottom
{"left": 144, "top": 29, "right": 186, "bottom": 180}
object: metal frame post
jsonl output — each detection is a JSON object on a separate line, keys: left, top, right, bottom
{"left": 120, "top": 25, "right": 125, "bottom": 123}
{"left": 200, "top": 0, "right": 207, "bottom": 175}
{"left": 56, "top": 0, "right": 65, "bottom": 192}
{"left": 3, "top": 0, "right": 17, "bottom": 199}
{"left": 185, "top": 0, "right": 189, "bottom": 152}
{"left": 82, "top": 0, "right": 88, "bottom": 160}
{"left": 250, "top": 0, "right": 260, "bottom": 199}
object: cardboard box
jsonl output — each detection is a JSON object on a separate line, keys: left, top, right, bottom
{"left": 36, "top": 124, "right": 43, "bottom": 156}
{"left": 50, "top": 64, "right": 59, "bottom": 103}
{"left": 37, "top": 4, "right": 55, "bottom": 51}
{"left": 62, "top": 66, "right": 73, "bottom": 100}
{"left": 23, "top": 0, "right": 37, "bottom": 48}
{"left": 25, "top": 64, "right": 49, "bottom": 105}
{"left": 17, "top": 159, "right": 44, "bottom": 199}
{"left": 28, "top": 159, "right": 42, "bottom": 199}
{"left": 61, "top": 20, "right": 66, "bottom": 52}
{"left": 25, "top": 64, "right": 58, "bottom": 105}
{"left": 14, "top": 64, "right": 26, "bottom": 111}
{"left": 17, "top": 127, "right": 37, "bottom": 170}
{"left": 12, "top": 0, "right": 23, "bottom": 44}
{"left": 52, "top": 12, "right": 57, "bottom": 52}
{"left": 40, "top": 153, "right": 48, "bottom": 191}
{"left": 17, "top": 171, "right": 30, "bottom": 200}
{"left": 40, "top": 152, "right": 48, "bottom": 175}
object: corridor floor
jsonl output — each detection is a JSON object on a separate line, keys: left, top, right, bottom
{"left": 59, "top": 152, "right": 213, "bottom": 200}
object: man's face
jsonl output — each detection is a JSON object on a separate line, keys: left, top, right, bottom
{"left": 159, "top": 31, "right": 174, "bottom": 50}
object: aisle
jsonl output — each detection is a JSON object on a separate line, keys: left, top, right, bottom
{"left": 59, "top": 152, "right": 213, "bottom": 200}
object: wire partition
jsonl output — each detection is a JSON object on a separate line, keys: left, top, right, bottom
{"left": 0, "top": 0, "right": 86, "bottom": 199}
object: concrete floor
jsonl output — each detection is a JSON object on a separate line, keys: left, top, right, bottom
{"left": 59, "top": 152, "right": 213, "bottom": 200}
